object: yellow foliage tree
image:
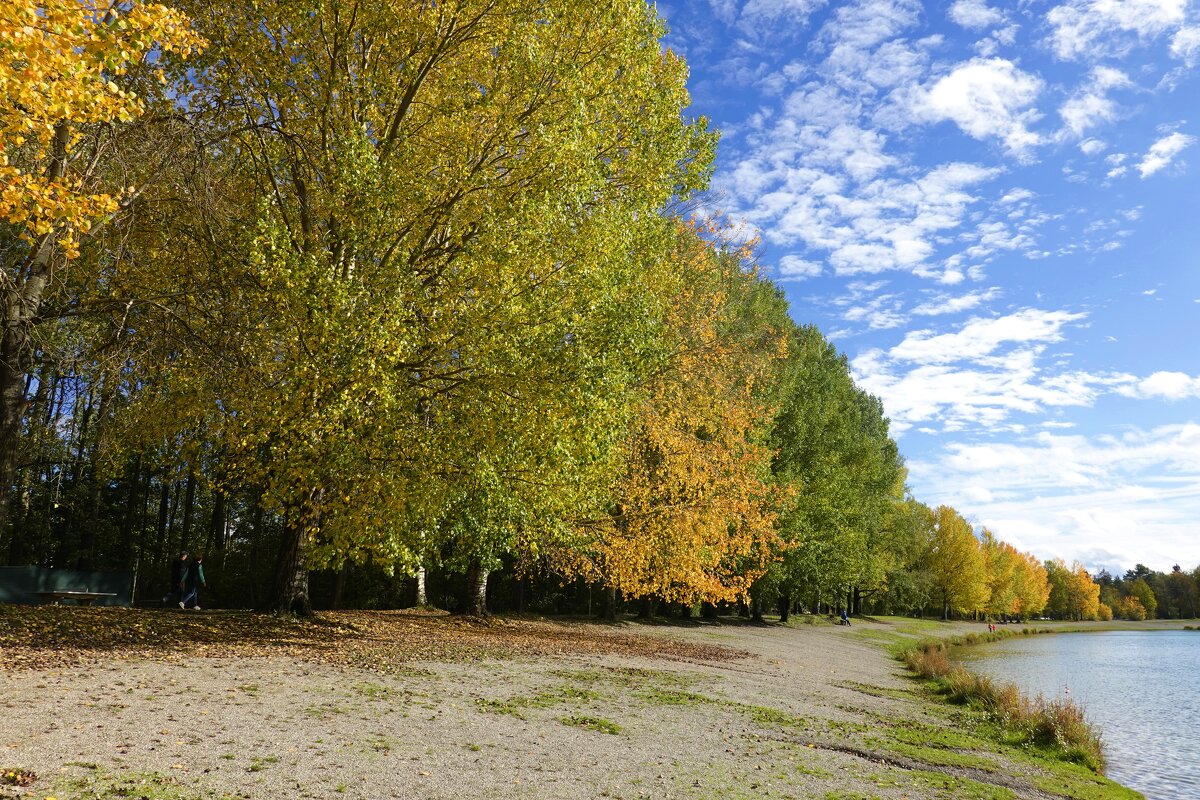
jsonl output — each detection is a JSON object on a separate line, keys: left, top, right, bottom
{"left": 556, "top": 224, "right": 787, "bottom": 611}
{"left": 0, "top": 0, "right": 202, "bottom": 532}
{"left": 927, "top": 505, "right": 988, "bottom": 619}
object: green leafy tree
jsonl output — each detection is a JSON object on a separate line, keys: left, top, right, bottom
{"left": 115, "top": 0, "right": 713, "bottom": 612}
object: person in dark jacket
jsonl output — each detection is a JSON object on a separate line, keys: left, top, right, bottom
{"left": 181, "top": 553, "right": 207, "bottom": 610}
{"left": 163, "top": 551, "right": 188, "bottom": 607}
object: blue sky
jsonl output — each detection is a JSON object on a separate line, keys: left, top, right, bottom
{"left": 655, "top": 0, "right": 1200, "bottom": 574}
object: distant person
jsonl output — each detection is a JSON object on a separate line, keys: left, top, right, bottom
{"left": 840, "top": 609, "right": 851, "bottom": 627}
{"left": 164, "top": 551, "right": 188, "bottom": 607}
{"left": 180, "top": 553, "right": 207, "bottom": 610}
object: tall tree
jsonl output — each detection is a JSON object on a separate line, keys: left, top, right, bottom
{"left": 554, "top": 224, "right": 788, "bottom": 611}
{"left": 767, "top": 326, "right": 903, "bottom": 614}
{"left": 926, "top": 505, "right": 987, "bottom": 619}
{"left": 0, "top": 0, "right": 202, "bottom": 546}
{"left": 116, "top": 0, "right": 712, "bottom": 612}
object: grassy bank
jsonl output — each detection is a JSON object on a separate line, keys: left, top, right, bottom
{"left": 860, "top": 617, "right": 1168, "bottom": 800}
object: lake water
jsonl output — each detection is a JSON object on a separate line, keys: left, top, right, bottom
{"left": 957, "top": 630, "right": 1200, "bottom": 799}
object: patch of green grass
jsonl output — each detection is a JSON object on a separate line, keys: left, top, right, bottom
{"left": 876, "top": 739, "right": 998, "bottom": 771}
{"left": 352, "top": 681, "right": 395, "bottom": 700}
{"left": 304, "top": 701, "right": 348, "bottom": 719}
{"left": 246, "top": 755, "right": 278, "bottom": 772}
{"left": 636, "top": 687, "right": 714, "bottom": 706}
{"left": 474, "top": 684, "right": 601, "bottom": 719}
{"left": 363, "top": 735, "right": 399, "bottom": 754}
{"left": 904, "top": 769, "right": 1018, "bottom": 799}
{"left": 49, "top": 767, "right": 211, "bottom": 799}
{"left": 560, "top": 715, "right": 622, "bottom": 735}
{"left": 743, "top": 703, "right": 809, "bottom": 729}
{"left": 552, "top": 665, "right": 699, "bottom": 688}
{"left": 834, "top": 680, "right": 916, "bottom": 701}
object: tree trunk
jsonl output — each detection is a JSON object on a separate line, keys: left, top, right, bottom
{"left": 637, "top": 596, "right": 655, "bottom": 620}
{"left": 206, "top": 488, "right": 226, "bottom": 554}
{"left": 271, "top": 512, "right": 312, "bottom": 615}
{"left": 750, "top": 596, "right": 764, "bottom": 624}
{"left": 0, "top": 122, "right": 70, "bottom": 539}
{"left": 414, "top": 563, "right": 427, "bottom": 606}
{"left": 701, "top": 601, "right": 719, "bottom": 620}
{"left": 778, "top": 591, "right": 791, "bottom": 623}
{"left": 119, "top": 458, "right": 143, "bottom": 566}
{"left": 853, "top": 587, "right": 862, "bottom": 616}
{"left": 179, "top": 470, "right": 196, "bottom": 553}
{"left": 332, "top": 562, "right": 349, "bottom": 610}
{"left": 154, "top": 479, "right": 170, "bottom": 562}
{"left": 464, "top": 558, "right": 489, "bottom": 616}
{"left": 599, "top": 585, "right": 617, "bottom": 621}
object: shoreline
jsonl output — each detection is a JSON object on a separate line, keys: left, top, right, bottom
{"left": 0, "top": 609, "right": 1184, "bottom": 799}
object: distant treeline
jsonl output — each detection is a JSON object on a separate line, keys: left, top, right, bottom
{"left": 3, "top": 1, "right": 1187, "bottom": 624}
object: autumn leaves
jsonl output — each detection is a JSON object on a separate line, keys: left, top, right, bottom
{"left": 0, "top": 1, "right": 1073, "bottom": 619}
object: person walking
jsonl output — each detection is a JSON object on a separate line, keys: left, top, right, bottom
{"left": 164, "top": 551, "right": 188, "bottom": 607}
{"left": 181, "top": 553, "right": 207, "bottom": 610}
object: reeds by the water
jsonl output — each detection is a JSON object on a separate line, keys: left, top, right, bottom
{"left": 903, "top": 638, "right": 1106, "bottom": 773}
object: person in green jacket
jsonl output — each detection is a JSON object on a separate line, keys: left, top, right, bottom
{"left": 181, "top": 553, "right": 207, "bottom": 610}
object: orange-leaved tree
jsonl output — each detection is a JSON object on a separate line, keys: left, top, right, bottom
{"left": 556, "top": 223, "right": 789, "bottom": 616}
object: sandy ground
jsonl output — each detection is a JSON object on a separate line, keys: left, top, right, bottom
{"left": 0, "top": 615, "right": 1111, "bottom": 799}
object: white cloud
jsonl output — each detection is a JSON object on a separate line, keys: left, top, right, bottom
{"left": 1079, "top": 137, "right": 1107, "bottom": 155}
{"left": 949, "top": 0, "right": 1005, "bottom": 30}
{"left": 888, "top": 308, "right": 1085, "bottom": 364}
{"left": 1058, "top": 67, "right": 1130, "bottom": 139}
{"left": 1120, "top": 371, "right": 1200, "bottom": 400}
{"left": 777, "top": 254, "right": 825, "bottom": 279}
{"left": 841, "top": 293, "right": 909, "bottom": 329}
{"left": 1170, "top": 25, "right": 1200, "bottom": 63}
{"left": 737, "top": 0, "right": 828, "bottom": 29}
{"left": 923, "top": 58, "right": 1044, "bottom": 157}
{"left": 908, "top": 425, "right": 1200, "bottom": 571}
{"left": 1046, "top": 0, "right": 1187, "bottom": 61}
{"left": 911, "top": 287, "right": 1001, "bottom": 316}
{"left": 1137, "top": 131, "right": 1196, "bottom": 177}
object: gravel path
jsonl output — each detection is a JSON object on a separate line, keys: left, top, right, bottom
{"left": 0, "top": 615, "right": 1104, "bottom": 799}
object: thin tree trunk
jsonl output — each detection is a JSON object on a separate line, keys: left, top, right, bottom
{"left": 332, "top": 562, "right": 349, "bottom": 610}
{"left": 778, "top": 591, "right": 791, "bottom": 623}
{"left": 154, "top": 479, "right": 170, "bottom": 562}
{"left": 119, "top": 457, "right": 143, "bottom": 566}
{"left": 206, "top": 487, "right": 226, "bottom": 554}
{"left": 464, "top": 558, "right": 489, "bottom": 616}
{"left": 414, "top": 563, "right": 427, "bottom": 606}
{"left": 179, "top": 470, "right": 196, "bottom": 553}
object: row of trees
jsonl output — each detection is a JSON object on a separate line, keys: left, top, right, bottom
{"left": 3, "top": 1, "right": 1194, "bottom": 624}
{"left": 1, "top": 0, "right": 903, "bottom": 616}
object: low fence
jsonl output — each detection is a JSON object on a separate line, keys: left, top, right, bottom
{"left": 0, "top": 566, "right": 132, "bottom": 606}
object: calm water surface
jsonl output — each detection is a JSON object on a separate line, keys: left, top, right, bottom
{"left": 958, "top": 630, "right": 1200, "bottom": 799}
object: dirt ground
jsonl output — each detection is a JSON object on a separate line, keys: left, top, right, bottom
{"left": 0, "top": 610, "right": 1131, "bottom": 799}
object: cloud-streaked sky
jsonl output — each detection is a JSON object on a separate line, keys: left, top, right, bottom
{"left": 658, "top": 0, "right": 1200, "bottom": 574}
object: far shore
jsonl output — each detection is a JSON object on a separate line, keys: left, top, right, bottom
{"left": 0, "top": 608, "right": 1178, "bottom": 799}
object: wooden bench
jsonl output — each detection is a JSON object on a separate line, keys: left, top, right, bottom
{"left": 30, "top": 590, "right": 118, "bottom": 606}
